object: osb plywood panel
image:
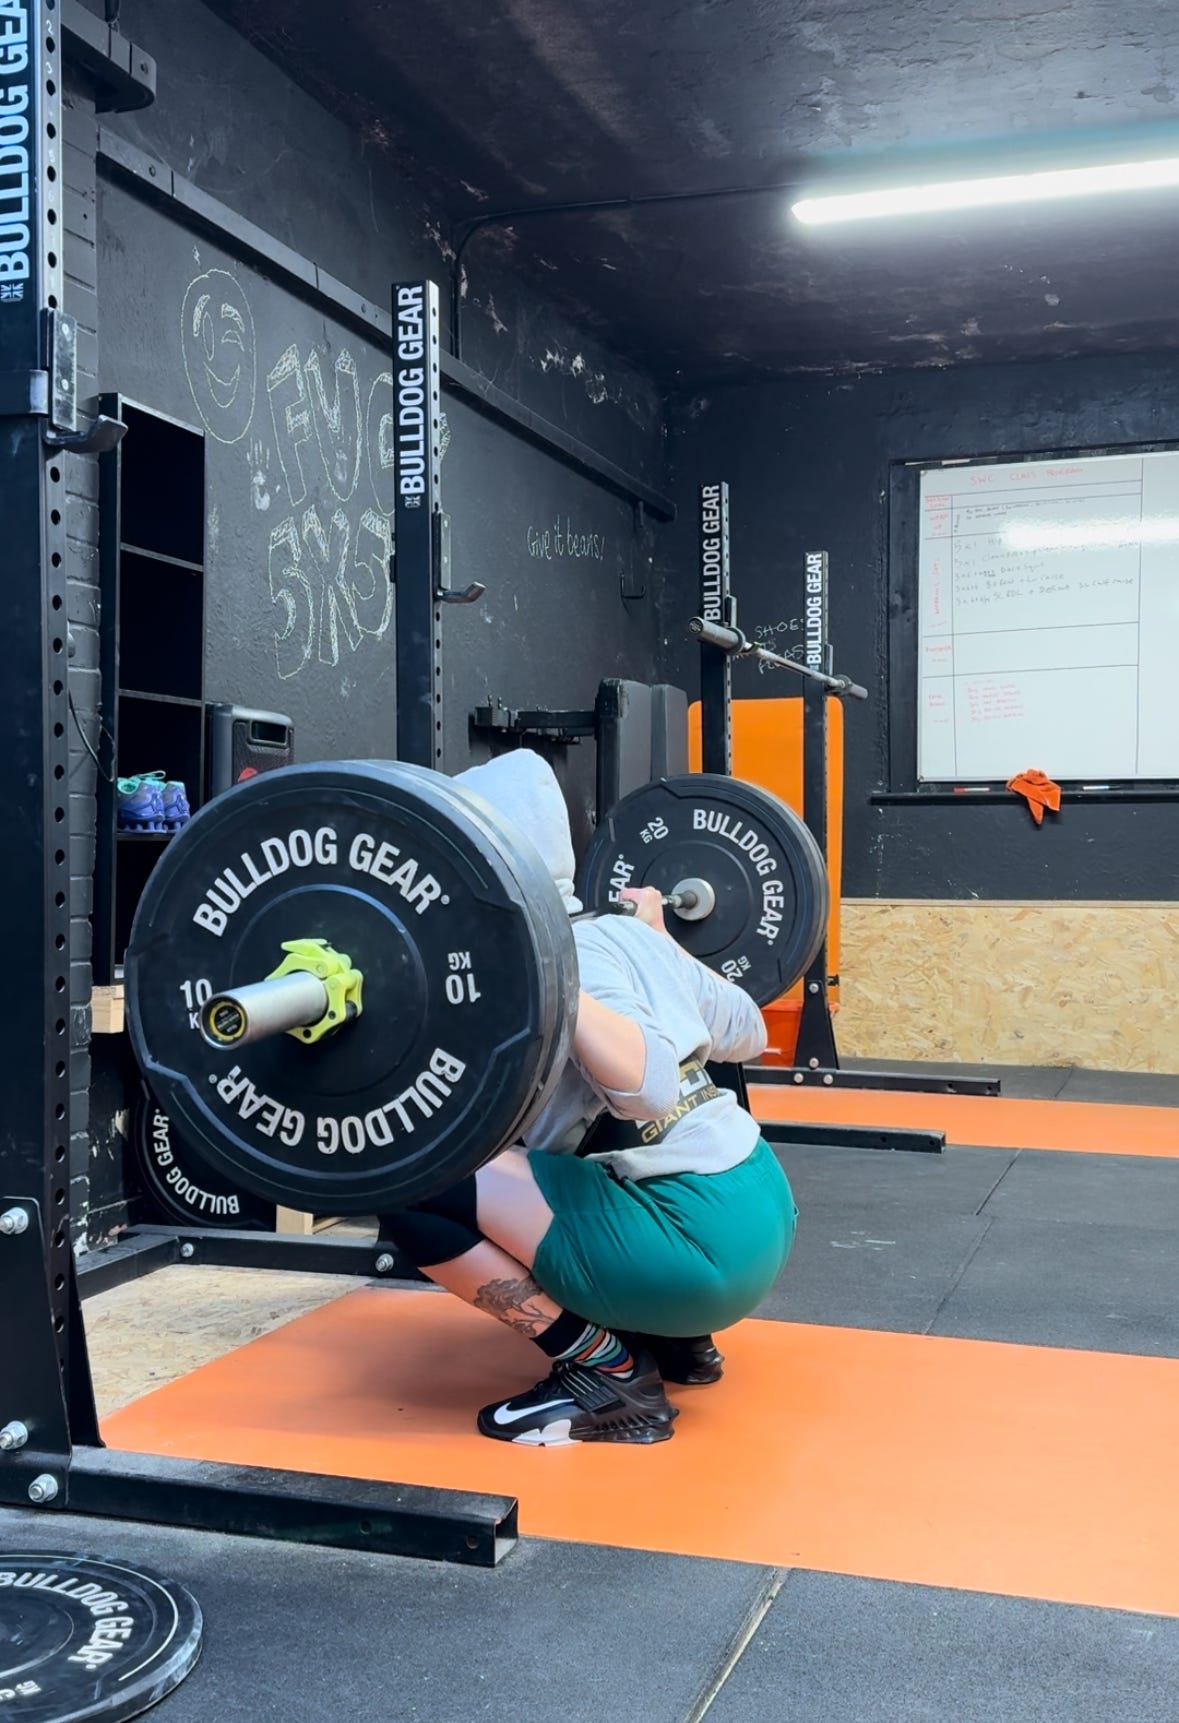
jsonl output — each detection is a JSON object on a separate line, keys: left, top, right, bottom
{"left": 84, "top": 1264, "right": 359, "bottom": 1416}
{"left": 837, "top": 900, "right": 1179, "bottom": 1073}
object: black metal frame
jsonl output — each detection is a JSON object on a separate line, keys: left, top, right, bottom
{"left": 470, "top": 702, "right": 598, "bottom": 744}
{"left": 752, "top": 1066, "right": 997, "bottom": 1098}
{"left": 694, "top": 527, "right": 999, "bottom": 1106}
{"left": 2, "top": 1200, "right": 516, "bottom": 1564}
{"left": 393, "top": 279, "right": 444, "bottom": 767}
{"left": 62, "top": 0, "right": 155, "bottom": 111}
{"left": 698, "top": 482, "right": 733, "bottom": 775}
{"left": 759, "top": 1121, "right": 943, "bottom": 1155}
{"left": 0, "top": 0, "right": 78, "bottom": 1411}
{"left": 75, "top": 1226, "right": 430, "bottom": 1297}
{"left": 710, "top": 1068, "right": 944, "bottom": 1155}
{"left": 795, "top": 553, "right": 840, "bottom": 1072}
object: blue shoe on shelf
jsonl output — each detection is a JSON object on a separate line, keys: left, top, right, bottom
{"left": 161, "top": 779, "right": 191, "bottom": 830}
{"left": 117, "top": 772, "right": 166, "bottom": 832}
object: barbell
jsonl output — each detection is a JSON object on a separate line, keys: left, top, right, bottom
{"left": 197, "top": 882, "right": 720, "bottom": 1053}
{"left": 125, "top": 763, "right": 828, "bottom": 1216}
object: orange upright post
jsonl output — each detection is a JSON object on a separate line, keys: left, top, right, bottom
{"left": 689, "top": 697, "right": 843, "bottom": 1064}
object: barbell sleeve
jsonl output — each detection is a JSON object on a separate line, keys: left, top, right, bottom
{"left": 689, "top": 615, "right": 747, "bottom": 652}
{"left": 200, "top": 972, "right": 330, "bottom": 1049}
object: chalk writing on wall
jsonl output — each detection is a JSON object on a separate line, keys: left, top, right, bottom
{"left": 181, "top": 266, "right": 446, "bottom": 682}
{"left": 526, "top": 519, "right": 607, "bottom": 561}
{"left": 181, "top": 269, "right": 257, "bottom": 446}
{"left": 261, "top": 338, "right": 394, "bottom": 680}
{"left": 752, "top": 617, "right": 805, "bottom": 674}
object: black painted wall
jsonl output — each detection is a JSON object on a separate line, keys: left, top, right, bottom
{"left": 101, "top": 0, "right": 666, "bottom": 490}
{"left": 97, "top": 177, "right": 661, "bottom": 802}
{"left": 664, "top": 355, "right": 1179, "bottom": 901}
{"left": 98, "top": 181, "right": 401, "bottom": 762}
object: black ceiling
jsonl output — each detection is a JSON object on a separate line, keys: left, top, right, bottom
{"left": 207, "top": 0, "right": 1179, "bottom": 384}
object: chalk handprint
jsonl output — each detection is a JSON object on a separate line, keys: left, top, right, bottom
{"left": 249, "top": 439, "right": 273, "bottom": 512}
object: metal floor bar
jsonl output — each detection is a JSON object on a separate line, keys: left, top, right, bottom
{"left": 74, "top": 1226, "right": 429, "bottom": 1286}
{"left": 760, "top": 1121, "right": 945, "bottom": 1155}
{"left": 63, "top": 1447, "right": 518, "bottom": 1567}
{"left": 751, "top": 1066, "right": 1001, "bottom": 1097}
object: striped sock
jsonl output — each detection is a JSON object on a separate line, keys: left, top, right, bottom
{"left": 532, "top": 1308, "right": 637, "bottom": 1377}
{"left": 560, "top": 1322, "right": 636, "bottom": 1378}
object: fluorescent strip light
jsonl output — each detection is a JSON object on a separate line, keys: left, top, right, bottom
{"left": 792, "top": 156, "right": 1179, "bottom": 225}
{"left": 1004, "top": 516, "right": 1179, "bottom": 550}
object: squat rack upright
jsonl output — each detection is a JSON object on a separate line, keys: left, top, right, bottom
{"left": 0, "top": 15, "right": 515, "bottom": 1557}
{"left": 692, "top": 482, "right": 998, "bottom": 1127}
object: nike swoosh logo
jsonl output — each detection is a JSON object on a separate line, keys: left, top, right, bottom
{"left": 492, "top": 1397, "right": 571, "bottom": 1427}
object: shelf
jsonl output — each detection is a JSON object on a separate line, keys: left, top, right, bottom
{"left": 118, "top": 547, "right": 204, "bottom": 696}
{"left": 118, "top": 405, "right": 205, "bottom": 565}
{"left": 120, "top": 690, "right": 204, "bottom": 708}
{"left": 95, "top": 394, "right": 207, "bottom": 987}
{"left": 120, "top": 543, "right": 204, "bottom": 575}
{"left": 871, "top": 789, "right": 1179, "bottom": 806}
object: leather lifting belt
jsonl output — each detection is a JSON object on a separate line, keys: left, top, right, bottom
{"left": 576, "top": 1058, "right": 720, "bottom": 1156}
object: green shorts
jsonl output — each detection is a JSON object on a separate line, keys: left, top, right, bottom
{"left": 529, "top": 1138, "right": 797, "bottom": 1337}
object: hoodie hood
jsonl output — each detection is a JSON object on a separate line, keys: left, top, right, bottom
{"left": 454, "top": 749, "right": 582, "bottom": 916}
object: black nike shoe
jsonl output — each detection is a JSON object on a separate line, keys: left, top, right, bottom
{"left": 631, "top": 1334, "right": 725, "bottom": 1385}
{"left": 476, "top": 1353, "right": 677, "bottom": 1446}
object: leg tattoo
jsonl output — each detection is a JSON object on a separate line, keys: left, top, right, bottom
{"left": 473, "top": 1274, "right": 554, "bottom": 1338}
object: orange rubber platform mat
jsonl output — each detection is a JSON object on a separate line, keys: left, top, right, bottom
{"left": 751, "top": 1085, "right": 1179, "bottom": 1157}
{"left": 105, "top": 1289, "right": 1179, "bottom": 1617}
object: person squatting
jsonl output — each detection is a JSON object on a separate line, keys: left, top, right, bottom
{"left": 380, "top": 749, "right": 799, "bottom": 1446}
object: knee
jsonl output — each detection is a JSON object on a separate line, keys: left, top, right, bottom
{"left": 380, "top": 1207, "right": 482, "bottom": 1269}
{"left": 378, "top": 1175, "right": 482, "bottom": 1268}
{"left": 478, "top": 1149, "right": 534, "bottom": 1189}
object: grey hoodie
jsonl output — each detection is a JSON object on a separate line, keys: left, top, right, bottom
{"left": 455, "top": 751, "right": 767, "bottom": 1180}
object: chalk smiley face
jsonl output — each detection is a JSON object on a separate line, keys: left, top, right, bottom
{"left": 182, "top": 269, "right": 257, "bottom": 443}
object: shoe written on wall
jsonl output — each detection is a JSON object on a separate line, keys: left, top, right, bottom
{"left": 632, "top": 1334, "right": 725, "bottom": 1385}
{"left": 477, "top": 1353, "right": 677, "bottom": 1446}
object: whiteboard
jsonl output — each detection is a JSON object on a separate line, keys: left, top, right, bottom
{"left": 917, "top": 451, "right": 1179, "bottom": 782}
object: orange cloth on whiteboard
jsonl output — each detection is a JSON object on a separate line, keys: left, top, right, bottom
{"left": 1006, "top": 769, "right": 1062, "bottom": 826}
